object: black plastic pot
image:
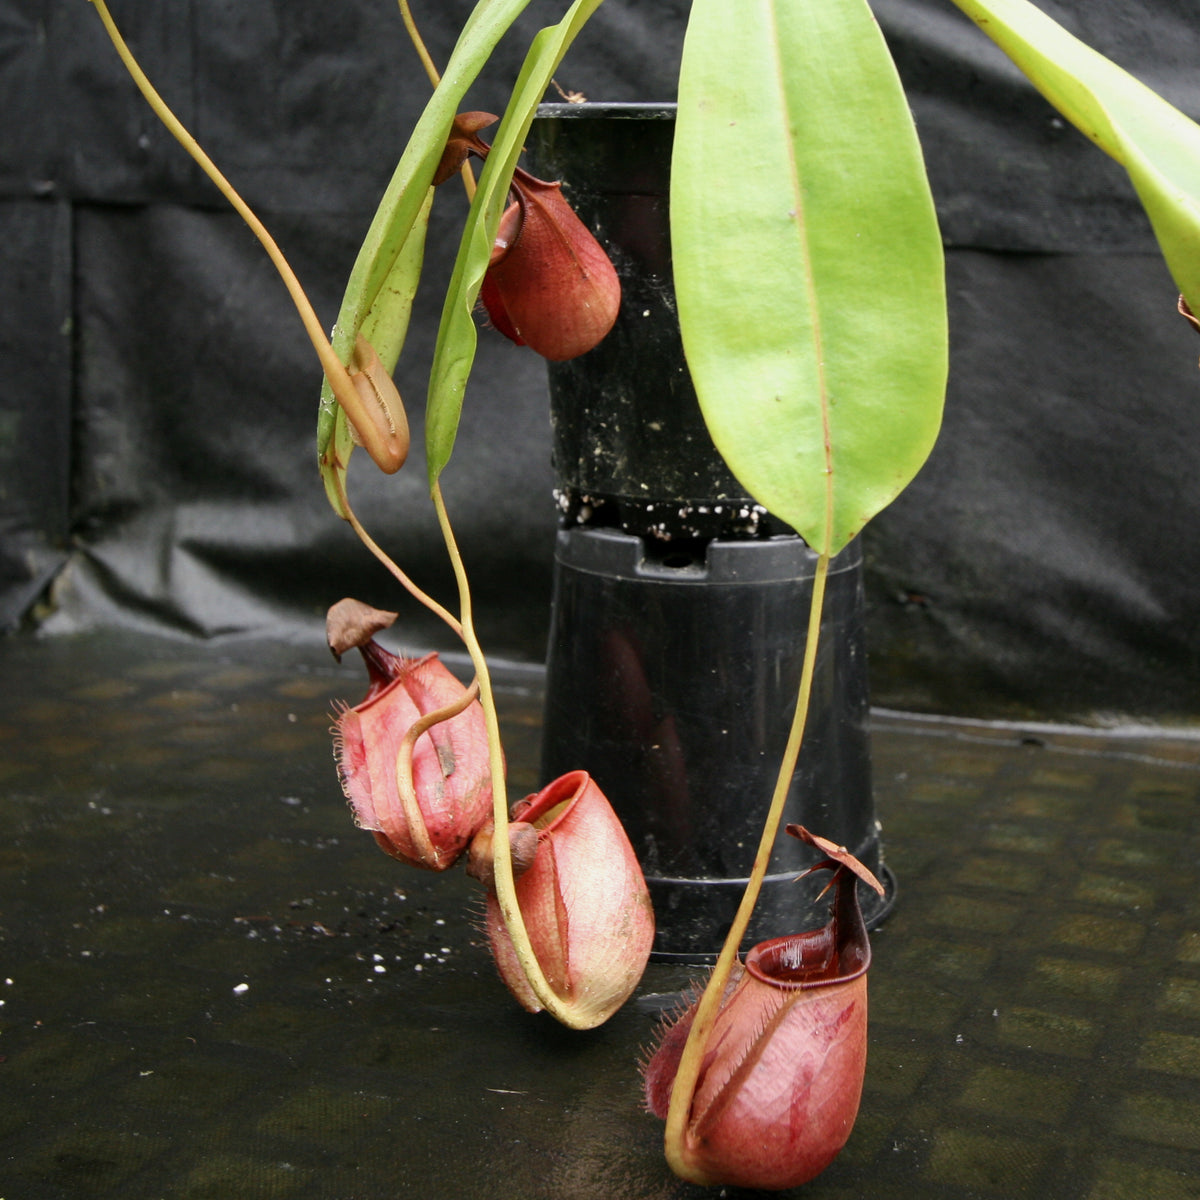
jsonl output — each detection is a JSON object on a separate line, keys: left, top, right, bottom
{"left": 529, "top": 104, "right": 895, "bottom": 960}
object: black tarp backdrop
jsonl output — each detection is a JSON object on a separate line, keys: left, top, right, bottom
{"left": 3, "top": 0, "right": 1199, "bottom": 721}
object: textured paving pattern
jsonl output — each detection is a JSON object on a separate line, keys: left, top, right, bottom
{"left": 1, "top": 633, "right": 1198, "bottom": 1198}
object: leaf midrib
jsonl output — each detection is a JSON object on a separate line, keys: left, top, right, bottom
{"left": 767, "top": 0, "right": 835, "bottom": 546}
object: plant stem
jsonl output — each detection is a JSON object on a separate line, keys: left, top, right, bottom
{"left": 89, "top": 0, "right": 402, "bottom": 474}
{"left": 663, "top": 548, "right": 831, "bottom": 1182}
{"left": 399, "top": 0, "right": 478, "bottom": 201}
{"left": 331, "top": 471, "right": 463, "bottom": 638}
{"left": 404, "top": 7, "right": 570, "bottom": 1020}
{"left": 431, "top": 481, "right": 591, "bottom": 1028}
{"left": 394, "top": 678, "right": 481, "bottom": 867}
{"left": 398, "top": 0, "right": 443, "bottom": 90}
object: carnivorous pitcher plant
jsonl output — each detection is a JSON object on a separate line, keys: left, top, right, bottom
{"left": 92, "top": 0, "right": 1200, "bottom": 1185}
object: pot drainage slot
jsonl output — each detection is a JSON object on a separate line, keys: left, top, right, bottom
{"left": 638, "top": 536, "right": 711, "bottom": 577}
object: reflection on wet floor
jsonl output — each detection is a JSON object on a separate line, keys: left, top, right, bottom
{"left": 1, "top": 632, "right": 1199, "bottom": 1198}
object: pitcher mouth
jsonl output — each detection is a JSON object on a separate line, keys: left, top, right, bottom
{"left": 510, "top": 770, "right": 589, "bottom": 831}
{"left": 743, "top": 859, "right": 873, "bottom": 990}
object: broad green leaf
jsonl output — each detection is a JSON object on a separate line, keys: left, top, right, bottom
{"left": 950, "top": 0, "right": 1200, "bottom": 313}
{"left": 360, "top": 186, "right": 435, "bottom": 376}
{"left": 319, "top": 188, "right": 432, "bottom": 516}
{"left": 671, "top": 0, "right": 947, "bottom": 555}
{"left": 316, "top": 0, "right": 534, "bottom": 514}
{"left": 424, "top": 0, "right": 605, "bottom": 484}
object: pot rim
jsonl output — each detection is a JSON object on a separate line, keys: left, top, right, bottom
{"left": 535, "top": 101, "right": 676, "bottom": 121}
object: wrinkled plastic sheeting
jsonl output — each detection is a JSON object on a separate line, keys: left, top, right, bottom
{"left": 3, "top": 0, "right": 1200, "bottom": 716}
{"left": 0, "top": 198, "right": 72, "bottom": 630}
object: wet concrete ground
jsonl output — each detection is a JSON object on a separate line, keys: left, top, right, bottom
{"left": 2, "top": 631, "right": 1199, "bottom": 1199}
